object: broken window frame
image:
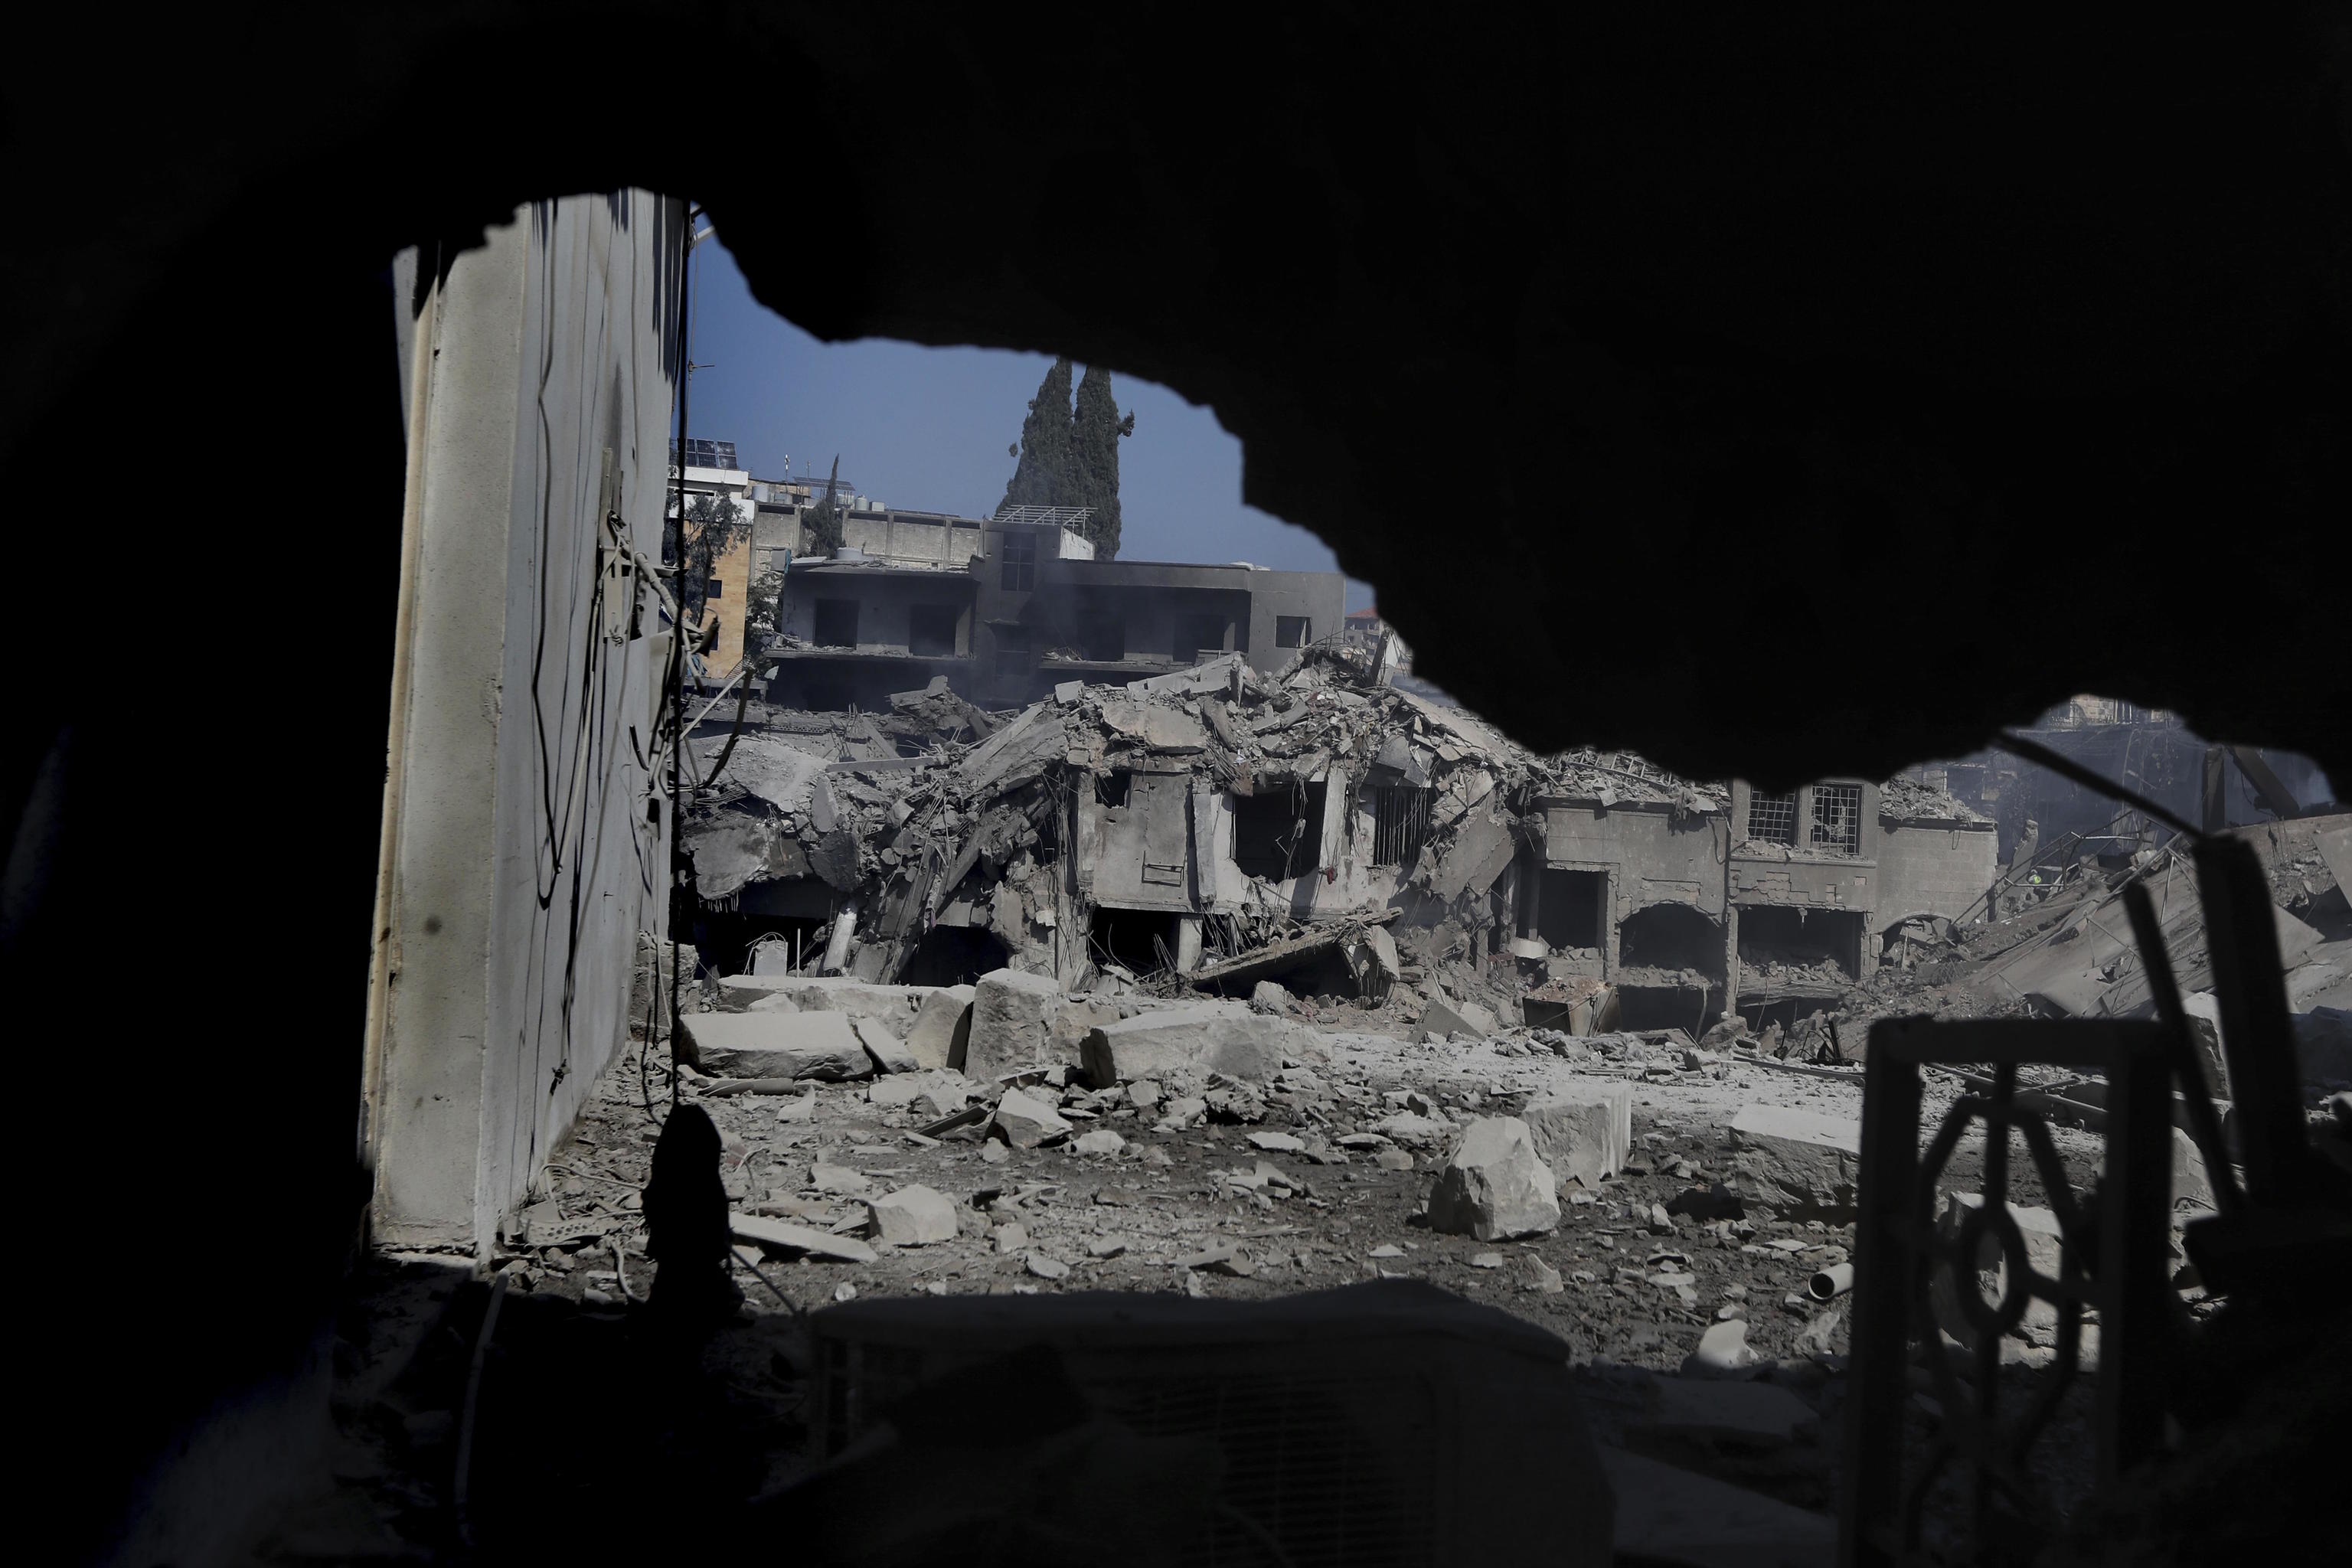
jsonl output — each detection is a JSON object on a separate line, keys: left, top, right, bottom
{"left": 1746, "top": 789, "right": 1798, "bottom": 845}
{"left": 1370, "top": 783, "right": 1432, "bottom": 867}
{"left": 1231, "top": 780, "right": 1326, "bottom": 882}
{"left": 1275, "top": 614, "right": 1311, "bottom": 649}
{"left": 1809, "top": 782, "right": 1864, "bottom": 854}
{"left": 999, "top": 528, "right": 1037, "bottom": 591}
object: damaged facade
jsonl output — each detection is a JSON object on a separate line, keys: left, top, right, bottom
{"left": 678, "top": 642, "right": 1997, "bottom": 1040}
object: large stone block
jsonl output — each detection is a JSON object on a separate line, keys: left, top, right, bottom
{"left": 1080, "top": 1003, "right": 1297, "bottom": 1088}
{"left": 903, "top": 984, "right": 975, "bottom": 1070}
{"left": 964, "top": 968, "right": 1067, "bottom": 1080}
{"left": 991, "top": 1087, "right": 1073, "bottom": 1148}
{"left": 1523, "top": 1084, "right": 1633, "bottom": 1190}
{"left": 715, "top": 975, "right": 940, "bottom": 1037}
{"left": 678, "top": 1010, "right": 872, "bottom": 1080}
{"left": 851, "top": 1017, "right": 920, "bottom": 1075}
{"left": 1426, "top": 1116, "right": 1560, "bottom": 1240}
{"left": 1725, "top": 1105, "right": 1861, "bottom": 1221}
{"left": 1929, "top": 1192, "right": 2066, "bottom": 1350}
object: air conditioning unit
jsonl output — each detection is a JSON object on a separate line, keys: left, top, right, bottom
{"left": 798, "top": 1278, "right": 1614, "bottom": 1568}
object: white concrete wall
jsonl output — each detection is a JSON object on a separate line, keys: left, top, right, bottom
{"left": 370, "top": 191, "right": 682, "bottom": 1251}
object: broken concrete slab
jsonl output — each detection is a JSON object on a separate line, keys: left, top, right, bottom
{"left": 1725, "top": 1104, "right": 1862, "bottom": 1221}
{"left": 1522, "top": 1084, "right": 1634, "bottom": 1190}
{"left": 867, "top": 1184, "right": 957, "bottom": 1246}
{"left": 1426, "top": 805, "right": 1517, "bottom": 902}
{"left": 991, "top": 1087, "right": 1073, "bottom": 1148}
{"left": 1126, "top": 652, "right": 1243, "bottom": 697}
{"left": 903, "top": 984, "right": 974, "bottom": 1071}
{"left": 1426, "top": 1116, "right": 1560, "bottom": 1241}
{"left": 1416, "top": 995, "right": 1498, "bottom": 1043}
{"left": 963, "top": 968, "right": 1067, "bottom": 1080}
{"left": 678, "top": 1010, "right": 874, "bottom": 1081}
{"left": 714, "top": 973, "right": 941, "bottom": 1030}
{"left": 851, "top": 1016, "right": 920, "bottom": 1075}
{"left": 1080, "top": 1002, "right": 1297, "bottom": 1088}
{"left": 729, "top": 1212, "right": 878, "bottom": 1264}
{"left": 1097, "top": 693, "right": 1208, "bottom": 751}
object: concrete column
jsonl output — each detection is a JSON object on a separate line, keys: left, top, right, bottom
{"left": 821, "top": 901, "right": 859, "bottom": 974}
{"left": 370, "top": 212, "right": 530, "bottom": 1247}
{"left": 1176, "top": 915, "right": 1203, "bottom": 974}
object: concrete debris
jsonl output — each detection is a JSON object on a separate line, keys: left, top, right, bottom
{"left": 679, "top": 1011, "right": 873, "bottom": 1081}
{"left": 1248, "top": 980, "right": 1290, "bottom": 1013}
{"left": 851, "top": 1016, "right": 920, "bottom": 1074}
{"left": 990, "top": 1086, "right": 1073, "bottom": 1148}
{"left": 903, "top": 985, "right": 974, "bottom": 1070}
{"left": 1416, "top": 995, "right": 1498, "bottom": 1044}
{"left": 1426, "top": 1116, "right": 1560, "bottom": 1240}
{"left": 1025, "top": 1253, "right": 1070, "bottom": 1280}
{"left": 729, "top": 1212, "right": 878, "bottom": 1264}
{"left": 1929, "top": 1193, "right": 2065, "bottom": 1350}
{"left": 867, "top": 1184, "right": 957, "bottom": 1245}
{"left": 1725, "top": 1104, "right": 1863, "bottom": 1221}
{"left": 1682, "top": 1318, "right": 1762, "bottom": 1378}
{"left": 1081, "top": 1002, "right": 1295, "bottom": 1086}
{"left": 1521, "top": 1085, "right": 1633, "bottom": 1190}
{"left": 964, "top": 968, "right": 1067, "bottom": 1080}
{"left": 1073, "top": 1129, "right": 1126, "bottom": 1156}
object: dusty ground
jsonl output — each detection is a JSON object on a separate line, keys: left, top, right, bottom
{"left": 247, "top": 1010, "right": 2141, "bottom": 1563}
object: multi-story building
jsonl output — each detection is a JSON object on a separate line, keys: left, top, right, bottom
{"left": 760, "top": 502, "right": 1347, "bottom": 711}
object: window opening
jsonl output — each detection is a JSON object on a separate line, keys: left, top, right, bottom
{"left": 1534, "top": 868, "right": 1605, "bottom": 950}
{"left": 1370, "top": 784, "right": 1432, "bottom": 866}
{"left": 1232, "top": 782, "right": 1325, "bottom": 881}
{"left": 1174, "top": 613, "right": 1225, "bottom": 665}
{"left": 813, "top": 598, "right": 859, "bottom": 648}
{"left": 908, "top": 603, "right": 959, "bottom": 658}
{"left": 1276, "top": 615, "right": 1311, "bottom": 648}
{"left": 1746, "top": 789, "right": 1797, "bottom": 844}
{"left": 1810, "top": 783, "right": 1863, "bottom": 854}
{"left": 999, "top": 529, "right": 1036, "bottom": 590}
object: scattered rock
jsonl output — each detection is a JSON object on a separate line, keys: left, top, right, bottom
{"left": 1522, "top": 1085, "right": 1634, "bottom": 1190}
{"left": 811, "top": 1162, "right": 871, "bottom": 1196}
{"left": 1249, "top": 980, "right": 1290, "bottom": 1014}
{"left": 1073, "top": 1129, "right": 1126, "bottom": 1156}
{"left": 1375, "top": 1148, "right": 1416, "bottom": 1171}
{"left": 903, "top": 985, "right": 975, "bottom": 1071}
{"left": 1796, "top": 1305, "right": 1844, "bottom": 1358}
{"left": 1528, "top": 1259, "right": 1565, "bottom": 1294}
{"left": 1469, "top": 1252, "right": 1504, "bottom": 1269}
{"left": 1725, "top": 1104, "right": 1862, "bottom": 1221}
{"left": 1247, "top": 1131, "right": 1305, "bottom": 1153}
{"left": 1426, "top": 1116, "right": 1560, "bottom": 1241}
{"left": 1088, "top": 1236, "right": 1128, "bottom": 1259}
{"left": 1416, "top": 995, "right": 1497, "bottom": 1043}
{"left": 993, "top": 1222, "right": 1029, "bottom": 1253}
{"left": 1682, "top": 1318, "right": 1762, "bottom": 1378}
{"left": 1026, "top": 1254, "right": 1070, "bottom": 1281}
{"left": 867, "top": 1184, "right": 957, "bottom": 1245}
{"left": 991, "top": 1087, "right": 1073, "bottom": 1148}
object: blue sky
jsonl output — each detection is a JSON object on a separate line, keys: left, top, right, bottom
{"left": 682, "top": 234, "right": 1374, "bottom": 610}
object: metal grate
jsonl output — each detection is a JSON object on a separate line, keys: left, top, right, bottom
{"left": 1746, "top": 789, "right": 1798, "bottom": 844}
{"left": 1811, "top": 782, "right": 1863, "bottom": 853}
{"left": 1371, "top": 785, "right": 1432, "bottom": 867}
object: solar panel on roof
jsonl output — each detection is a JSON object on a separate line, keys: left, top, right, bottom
{"left": 671, "top": 438, "right": 739, "bottom": 469}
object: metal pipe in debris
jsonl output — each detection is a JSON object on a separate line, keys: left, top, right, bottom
{"left": 1808, "top": 1262, "right": 1855, "bottom": 1302}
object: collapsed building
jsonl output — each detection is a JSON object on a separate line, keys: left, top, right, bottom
{"left": 676, "top": 645, "right": 2000, "bottom": 1037}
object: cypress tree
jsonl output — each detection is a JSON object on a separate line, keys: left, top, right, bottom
{"left": 803, "top": 454, "right": 844, "bottom": 555}
{"left": 998, "top": 358, "right": 1077, "bottom": 514}
{"left": 1070, "top": 364, "right": 1134, "bottom": 560}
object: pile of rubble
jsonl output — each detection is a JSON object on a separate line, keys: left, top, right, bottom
{"left": 678, "top": 649, "right": 1592, "bottom": 998}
